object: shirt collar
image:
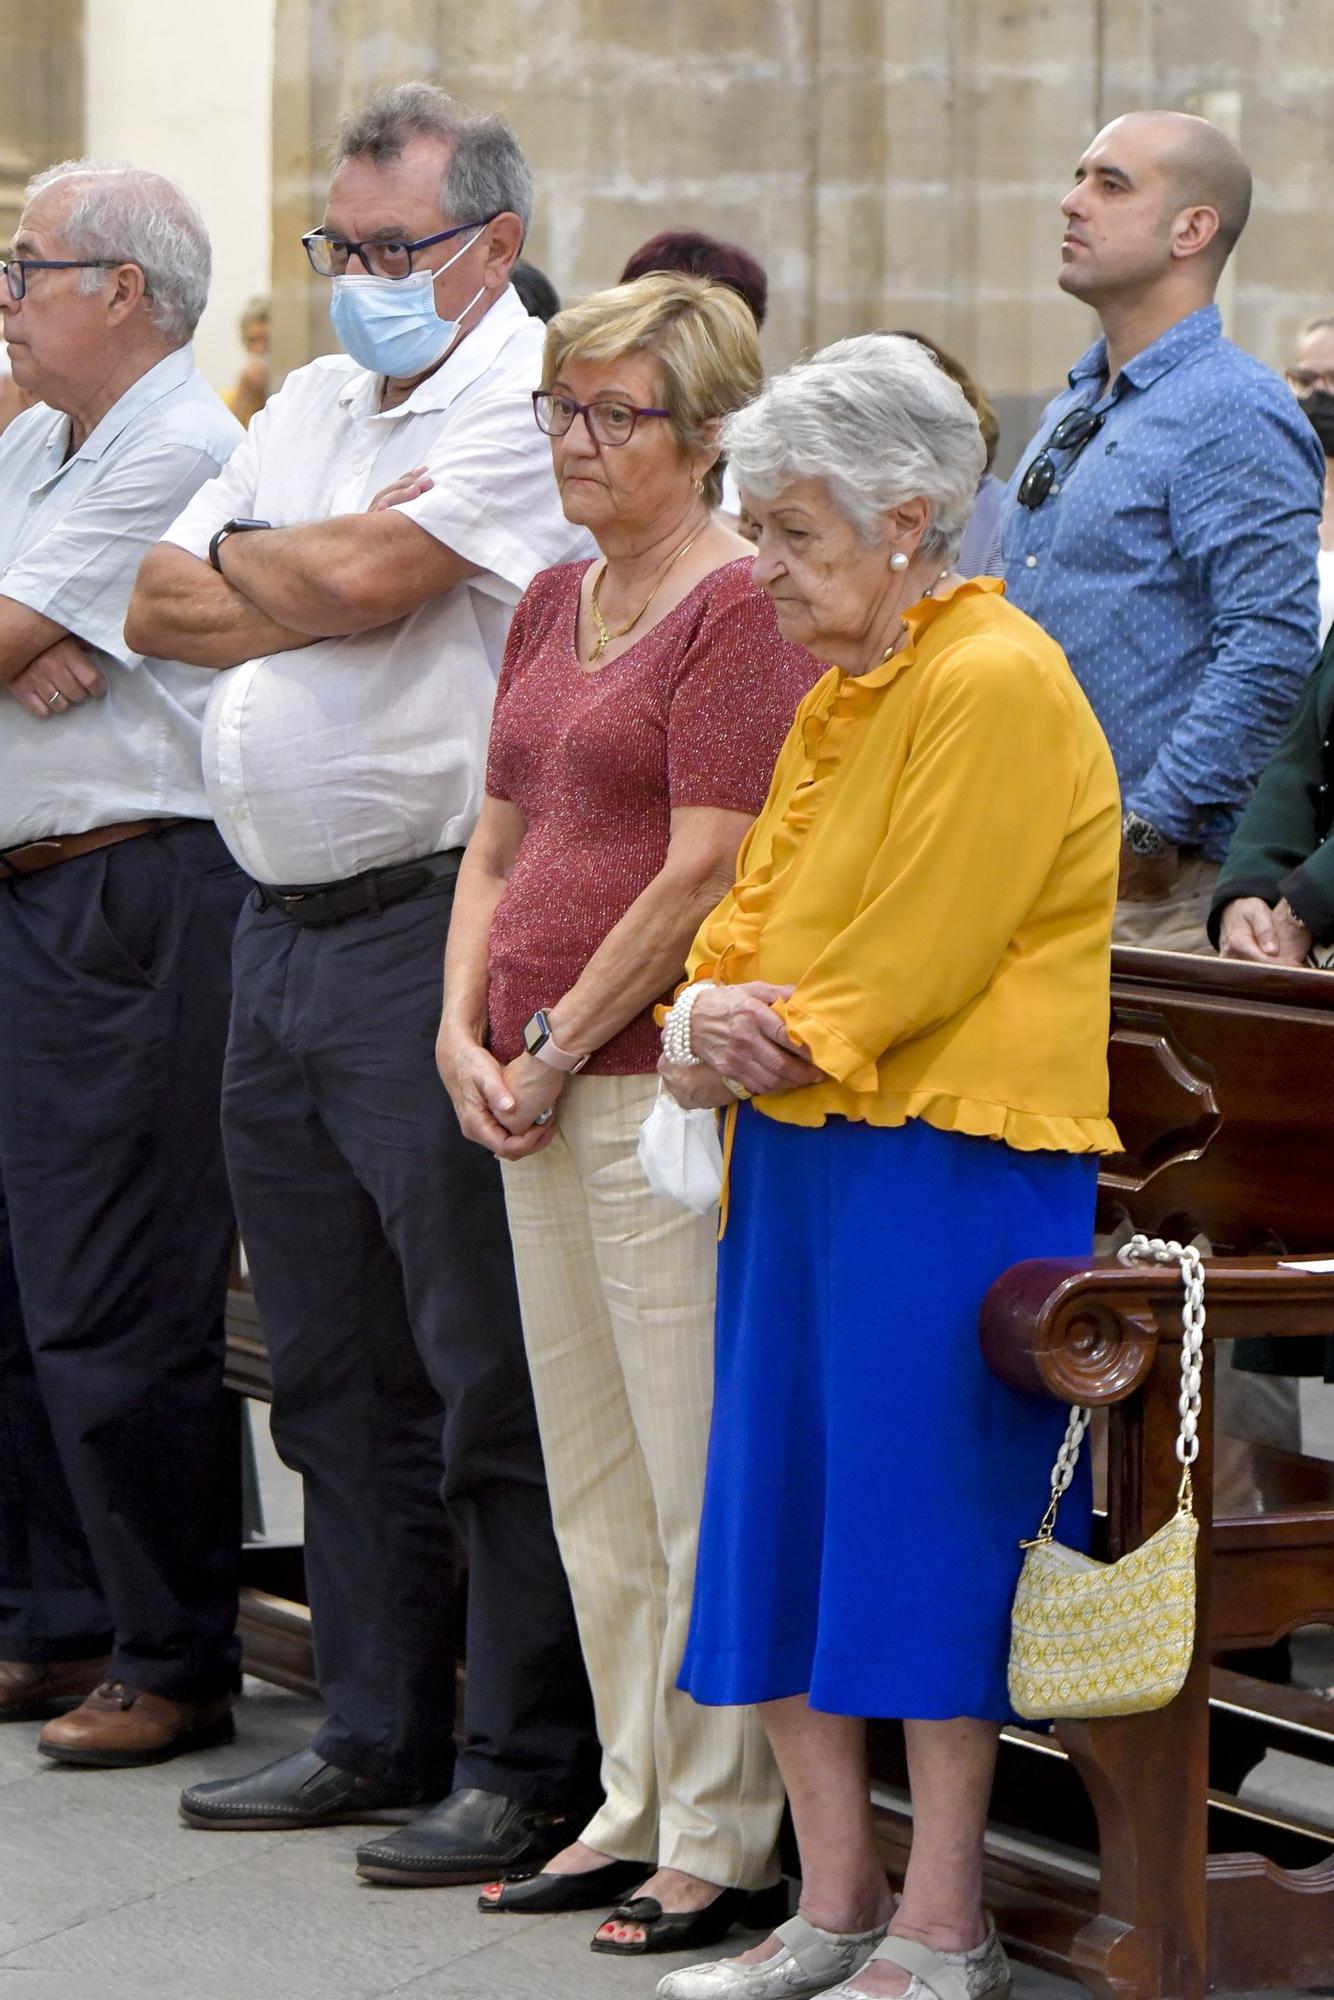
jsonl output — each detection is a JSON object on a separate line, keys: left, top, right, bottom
{"left": 1067, "top": 302, "right": 1222, "bottom": 399}
{"left": 336, "top": 284, "right": 530, "bottom": 419}
{"left": 851, "top": 576, "right": 1006, "bottom": 690}
{"left": 61, "top": 345, "right": 197, "bottom": 465}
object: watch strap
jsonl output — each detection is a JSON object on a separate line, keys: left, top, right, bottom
{"left": 522, "top": 1009, "right": 590, "bottom": 1073}
{"left": 532, "top": 1031, "right": 590, "bottom": 1074}
{"left": 209, "top": 517, "right": 271, "bottom": 574}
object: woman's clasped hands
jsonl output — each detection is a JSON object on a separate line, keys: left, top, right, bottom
{"left": 436, "top": 1024, "right": 563, "bottom": 1160}
{"left": 658, "top": 980, "right": 822, "bottom": 1108}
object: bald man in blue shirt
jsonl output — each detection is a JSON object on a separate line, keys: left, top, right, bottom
{"left": 1004, "top": 111, "right": 1322, "bottom": 957}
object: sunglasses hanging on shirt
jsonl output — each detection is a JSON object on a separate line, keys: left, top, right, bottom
{"left": 1016, "top": 403, "right": 1106, "bottom": 509}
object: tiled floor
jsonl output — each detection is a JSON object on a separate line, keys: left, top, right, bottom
{"left": 3, "top": 1383, "right": 1330, "bottom": 2000}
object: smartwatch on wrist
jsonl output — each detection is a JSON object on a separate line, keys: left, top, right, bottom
{"left": 1122, "top": 809, "right": 1172, "bottom": 859}
{"left": 208, "top": 517, "right": 272, "bottom": 574}
{"left": 522, "top": 1008, "right": 590, "bottom": 1074}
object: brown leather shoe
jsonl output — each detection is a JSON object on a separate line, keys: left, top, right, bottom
{"left": 0, "top": 1656, "right": 111, "bottom": 1723}
{"left": 37, "top": 1680, "right": 235, "bottom": 1767}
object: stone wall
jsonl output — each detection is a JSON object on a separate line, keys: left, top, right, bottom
{"left": 0, "top": 2, "right": 84, "bottom": 249}
{"left": 273, "top": 0, "right": 1334, "bottom": 466}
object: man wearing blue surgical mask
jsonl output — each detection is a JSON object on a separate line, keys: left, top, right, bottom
{"left": 126, "top": 82, "right": 599, "bottom": 1882}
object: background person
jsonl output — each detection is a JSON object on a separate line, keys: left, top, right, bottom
{"left": 223, "top": 293, "right": 270, "bottom": 427}
{"left": 1285, "top": 314, "right": 1334, "bottom": 644}
{"left": 0, "top": 160, "right": 247, "bottom": 1764}
{"left": 1211, "top": 623, "right": 1334, "bottom": 967}
{"left": 887, "top": 330, "right": 1004, "bottom": 573}
{"left": 619, "top": 230, "right": 768, "bottom": 526}
{"left": 438, "top": 274, "right": 819, "bottom": 1957}
{"left": 1002, "top": 111, "right": 1322, "bottom": 956}
{"left": 655, "top": 333, "right": 1120, "bottom": 2000}
{"left": 127, "top": 81, "right": 600, "bottom": 1883}
{"left": 511, "top": 258, "right": 560, "bottom": 322}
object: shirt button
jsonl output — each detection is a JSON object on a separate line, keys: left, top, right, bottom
{"left": 1049, "top": 483, "right": 1061, "bottom": 495}
{"left": 1025, "top": 555, "right": 1038, "bottom": 569}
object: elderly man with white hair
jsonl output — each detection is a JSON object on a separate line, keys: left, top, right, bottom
{"left": 0, "top": 161, "right": 246, "bottom": 1765}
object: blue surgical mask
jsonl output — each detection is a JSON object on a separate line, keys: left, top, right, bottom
{"left": 329, "top": 228, "right": 485, "bottom": 379}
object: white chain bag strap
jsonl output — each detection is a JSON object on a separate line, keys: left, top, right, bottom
{"left": 1008, "top": 1234, "right": 1205, "bottom": 1721}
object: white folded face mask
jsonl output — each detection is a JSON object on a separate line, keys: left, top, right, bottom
{"left": 637, "top": 1079, "right": 723, "bottom": 1215}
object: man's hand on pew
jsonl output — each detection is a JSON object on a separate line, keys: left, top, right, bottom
{"left": 5, "top": 637, "right": 106, "bottom": 719}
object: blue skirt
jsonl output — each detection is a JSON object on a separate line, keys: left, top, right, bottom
{"left": 678, "top": 1113, "right": 1096, "bottom": 1723}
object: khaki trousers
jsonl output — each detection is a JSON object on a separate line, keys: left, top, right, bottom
{"left": 499, "top": 1074, "right": 783, "bottom": 1887}
{"left": 1112, "top": 856, "right": 1221, "bottom": 955}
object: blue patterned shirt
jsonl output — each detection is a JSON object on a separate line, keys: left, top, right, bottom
{"left": 1001, "top": 306, "right": 1323, "bottom": 860}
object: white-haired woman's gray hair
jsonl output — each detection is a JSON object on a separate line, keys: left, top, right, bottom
{"left": 25, "top": 160, "right": 211, "bottom": 345}
{"left": 333, "top": 81, "right": 533, "bottom": 237}
{"left": 723, "top": 333, "right": 987, "bottom": 560}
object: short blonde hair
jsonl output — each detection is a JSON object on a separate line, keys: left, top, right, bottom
{"left": 541, "top": 273, "right": 762, "bottom": 508}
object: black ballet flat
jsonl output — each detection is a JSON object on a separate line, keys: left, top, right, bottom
{"left": 479, "top": 1857, "right": 652, "bottom": 1914}
{"left": 589, "top": 1879, "right": 790, "bottom": 1955}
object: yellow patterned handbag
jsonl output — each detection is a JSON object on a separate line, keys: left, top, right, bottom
{"left": 1008, "top": 1235, "right": 1203, "bottom": 1722}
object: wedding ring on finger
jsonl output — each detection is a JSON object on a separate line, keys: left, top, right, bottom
{"left": 533, "top": 1108, "right": 555, "bottom": 1126}
{"left": 45, "top": 689, "right": 63, "bottom": 706}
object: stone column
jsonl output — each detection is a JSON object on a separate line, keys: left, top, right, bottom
{"left": 0, "top": 1, "right": 85, "bottom": 248}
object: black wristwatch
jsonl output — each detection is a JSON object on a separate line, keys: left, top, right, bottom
{"left": 208, "top": 517, "right": 271, "bottom": 573}
{"left": 1122, "top": 809, "right": 1172, "bottom": 859}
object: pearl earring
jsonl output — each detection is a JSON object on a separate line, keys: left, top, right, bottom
{"left": 890, "top": 551, "right": 910, "bottom": 572}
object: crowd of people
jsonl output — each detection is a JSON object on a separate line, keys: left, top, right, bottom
{"left": 0, "top": 75, "right": 1329, "bottom": 2000}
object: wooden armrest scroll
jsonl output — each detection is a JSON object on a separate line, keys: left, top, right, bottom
{"left": 981, "top": 1256, "right": 1334, "bottom": 1406}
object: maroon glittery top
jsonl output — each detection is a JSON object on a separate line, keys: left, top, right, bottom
{"left": 485, "top": 556, "right": 821, "bottom": 1074}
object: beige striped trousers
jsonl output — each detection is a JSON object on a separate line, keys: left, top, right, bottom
{"left": 500, "top": 1073, "right": 783, "bottom": 1888}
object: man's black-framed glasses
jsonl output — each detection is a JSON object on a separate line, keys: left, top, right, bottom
{"left": 533, "top": 391, "right": 671, "bottom": 448}
{"left": 301, "top": 218, "right": 494, "bottom": 279}
{"left": 1016, "top": 403, "right": 1106, "bottom": 509}
{"left": 0, "top": 257, "right": 127, "bottom": 303}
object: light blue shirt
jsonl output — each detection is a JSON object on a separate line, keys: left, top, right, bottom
{"left": 0, "top": 345, "right": 241, "bottom": 846}
{"left": 1001, "top": 306, "right": 1324, "bottom": 860}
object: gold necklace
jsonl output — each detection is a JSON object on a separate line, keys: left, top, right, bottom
{"left": 586, "top": 529, "right": 706, "bottom": 664}
{"left": 881, "top": 566, "right": 953, "bottom": 663}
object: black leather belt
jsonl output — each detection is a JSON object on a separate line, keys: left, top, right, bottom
{"left": 251, "top": 848, "right": 464, "bottom": 928}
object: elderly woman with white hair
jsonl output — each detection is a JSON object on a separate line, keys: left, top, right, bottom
{"left": 655, "top": 335, "right": 1122, "bottom": 2000}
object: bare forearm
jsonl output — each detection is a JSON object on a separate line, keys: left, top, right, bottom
{"left": 0, "top": 594, "right": 67, "bottom": 685}
{"left": 548, "top": 864, "right": 734, "bottom": 1059}
{"left": 126, "top": 546, "right": 312, "bottom": 668}
{"left": 219, "top": 514, "right": 475, "bottom": 638}
{"left": 441, "top": 849, "right": 507, "bottom": 1042}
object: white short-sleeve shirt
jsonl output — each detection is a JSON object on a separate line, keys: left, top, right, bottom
{"left": 0, "top": 347, "right": 242, "bottom": 847}
{"left": 164, "top": 287, "right": 592, "bottom": 886}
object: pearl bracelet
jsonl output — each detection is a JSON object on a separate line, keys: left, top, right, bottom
{"left": 661, "top": 981, "right": 712, "bottom": 1067}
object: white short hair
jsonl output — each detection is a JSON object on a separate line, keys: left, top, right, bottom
{"left": 723, "top": 333, "right": 987, "bottom": 559}
{"left": 25, "top": 160, "right": 211, "bottom": 345}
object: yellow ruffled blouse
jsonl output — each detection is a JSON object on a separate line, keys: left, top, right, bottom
{"left": 686, "top": 578, "right": 1123, "bottom": 1152}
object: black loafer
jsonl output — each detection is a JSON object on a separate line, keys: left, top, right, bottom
{"left": 179, "top": 1746, "right": 436, "bottom": 1830}
{"left": 356, "top": 1785, "right": 582, "bottom": 1886}
{"left": 478, "top": 1857, "right": 652, "bottom": 1914}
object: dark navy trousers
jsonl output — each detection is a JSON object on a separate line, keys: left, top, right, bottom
{"left": 0, "top": 821, "right": 247, "bottom": 1700}
{"left": 222, "top": 882, "right": 598, "bottom": 1803}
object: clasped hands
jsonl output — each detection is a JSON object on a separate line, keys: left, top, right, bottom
{"left": 1218, "top": 894, "right": 1312, "bottom": 966}
{"left": 436, "top": 1027, "right": 565, "bottom": 1161}
{"left": 658, "top": 981, "right": 821, "bottom": 1109}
